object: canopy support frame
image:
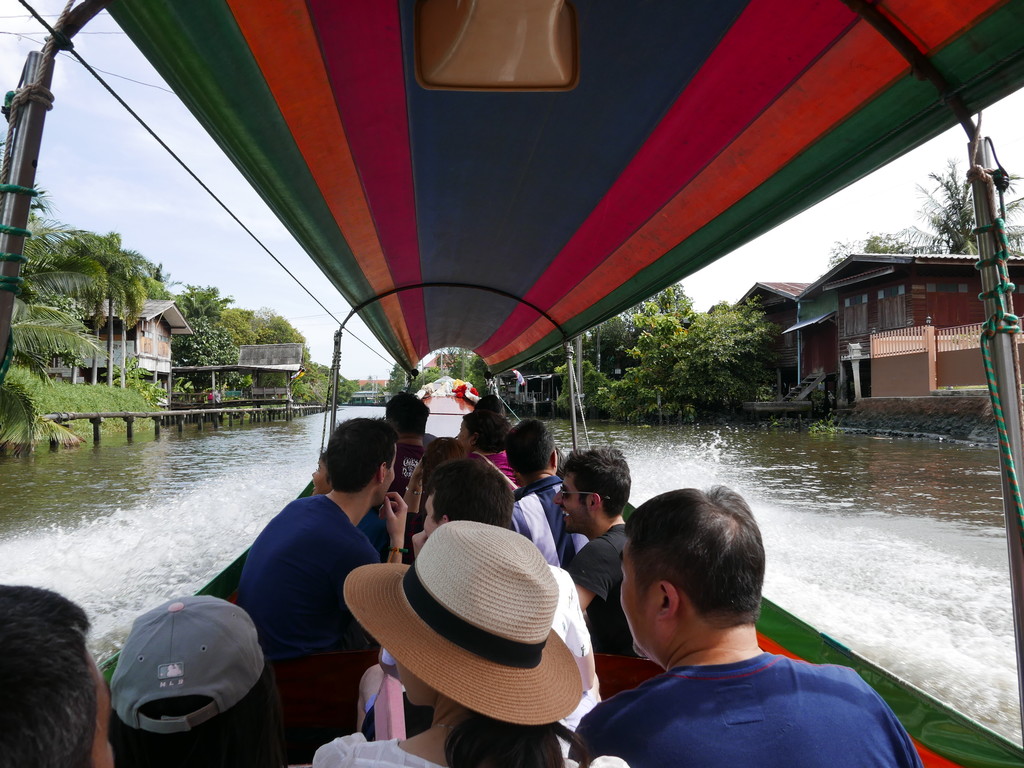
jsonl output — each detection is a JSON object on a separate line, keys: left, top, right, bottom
{"left": 970, "top": 137, "right": 1024, "bottom": 739}
{"left": 328, "top": 327, "right": 343, "bottom": 438}
{"left": 342, "top": 281, "right": 571, "bottom": 374}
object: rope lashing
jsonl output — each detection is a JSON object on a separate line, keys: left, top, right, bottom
{"left": 973, "top": 179, "right": 1024, "bottom": 547}
{"left": 0, "top": 184, "right": 38, "bottom": 197}
{"left": 0, "top": 0, "right": 72, "bottom": 391}
{"left": 980, "top": 316, "right": 1024, "bottom": 549}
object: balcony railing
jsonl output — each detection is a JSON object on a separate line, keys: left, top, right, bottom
{"left": 870, "top": 327, "right": 928, "bottom": 358}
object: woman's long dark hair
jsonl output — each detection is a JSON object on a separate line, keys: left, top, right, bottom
{"left": 444, "top": 713, "right": 590, "bottom": 768}
{"left": 109, "top": 662, "right": 286, "bottom": 768}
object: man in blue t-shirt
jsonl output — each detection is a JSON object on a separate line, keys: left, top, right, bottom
{"left": 506, "top": 419, "right": 585, "bottom": 567}
{"left": 576, "top": 487, "right": 923, "bottom": 768}
{"left": 238, "top": 417, "right": 408, "bottom": 661}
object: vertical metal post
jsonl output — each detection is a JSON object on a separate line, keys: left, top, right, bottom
{"left": 328, "top": 327, "right": 343, "bottom": 435}
{"left": 564, "top": 341, "right": 578, "bottom": 450}
{"left": 575, "top": 335, "right": 583, "bottom": 390}
{"left": 971, "top": 137, "right": 1024, "bottom": 738}
{"left": 0, "top": 52, "right": 54, "bottom": 373}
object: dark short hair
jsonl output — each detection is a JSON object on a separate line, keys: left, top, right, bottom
{"left": 461, "top": 410, "right": 509, "bottom": 453}
{"left": 418, "top": 437, "right": 466, "bottom": 497}
{"left": 625, "top": 487, "right": 765, "bottom": 627}
{"left": 0, "top": 586, "right": 96, "bottom": 768}
{"left": 427, "top": 458, "right": 513, "bottom": 528}
{"left": 385, "top": 393, "right": 429, "bottom": 435}
{"left": 325, "top": 418, "right": 397, "bottom": 493}
{"left": 109, "top": 663, "right": 286, "bottom": 768}
{"left": 473, "top": 394, "right": 503, "bottom": 414}
{"left": 563, "top": 446, "right": 630, "bottom": 518}
{"left": 505, "top": 419, "right": 554, "bottom": 476}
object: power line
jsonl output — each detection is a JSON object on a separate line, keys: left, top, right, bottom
{"left": 16, "top": 0, "right": 396, "bottom": 368}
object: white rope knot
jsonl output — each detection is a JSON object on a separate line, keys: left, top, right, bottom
{"left": 10, "top": 83, "right": 55, "bottom": 113}
{"left": 966, "top": 164, "right": 993, "bottom": 185}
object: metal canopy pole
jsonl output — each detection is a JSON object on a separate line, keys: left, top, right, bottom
{"left": 0, "top": 52, "right": 55, "bottom": 380}
{"left": 970, "top": 137, "right": 1024, "bottom": 737}
{"left": 328, "top": 327, "right": 343, "bottom": 435}
{"left": 564, "top": 341, "right": 578, "bottom": 450}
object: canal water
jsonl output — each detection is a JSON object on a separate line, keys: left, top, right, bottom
{"left": 0, "top": 408, "right": 1017, "bottom": 742}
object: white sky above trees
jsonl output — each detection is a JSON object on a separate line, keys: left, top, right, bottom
{"left": 1, "top": 1, "right": 1022, "bottom": 377}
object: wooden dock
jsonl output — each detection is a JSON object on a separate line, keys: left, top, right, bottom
{"left": 41, "top": 405, "right": 327, "bottom": 444}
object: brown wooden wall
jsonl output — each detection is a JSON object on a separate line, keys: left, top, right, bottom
{"left": 802, "top": 321, "right": 837, "bottom": 374}
{"left": 936, "top": 348, "right": 986, "bottom": 388}
{"left": 872, "top": 352, "right": 933, "bottom": 397}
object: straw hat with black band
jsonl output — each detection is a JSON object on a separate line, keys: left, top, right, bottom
{"left": 344, "top": 520, "right": 582, "bottom": 725}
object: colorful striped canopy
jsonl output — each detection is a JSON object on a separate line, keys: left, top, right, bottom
{"left": 108, "top": 0, "right": 1024, "bottom": 372}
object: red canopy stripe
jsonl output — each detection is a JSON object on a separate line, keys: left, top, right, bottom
{"left": 306, "top": 0, "right": 429, "bottom": 354}
{"left": 482, "top": 0, "right": 995, "bottom": 364}
{"left": 475, "top": 0, "right": 857, "bottom": 358}
{"left": 225, "top": 0, "right": 420, "bottom": 362}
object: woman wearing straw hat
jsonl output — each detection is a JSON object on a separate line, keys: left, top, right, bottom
{"left": 313, "top": 521, "right": 628, "bottom": 768}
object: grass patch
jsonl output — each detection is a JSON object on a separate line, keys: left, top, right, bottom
{"left": 24, "top": 379, "right": 159, "bottom": 415}
{"left": 22, "top": 379, "right": 160, "bottom": 441}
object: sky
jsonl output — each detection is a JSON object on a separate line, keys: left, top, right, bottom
{"left": 1, "top": 1, "right": 1023, "bottom": 379}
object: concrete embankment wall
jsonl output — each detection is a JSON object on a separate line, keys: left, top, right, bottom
{"left": 837, "top": 394, "right": 996, "bottom": 444}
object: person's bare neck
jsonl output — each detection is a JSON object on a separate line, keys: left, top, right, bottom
{"left": 326, "top": 487, "right": 381, "bottom": 527}
{"left": 663, "top": 624, "right": 762, "bottom": 670}
{"left": 590, "top": 513, "right": 624, "bottom": 540}
{"left": 518, "top": 469, "right": 556, "bottom": 486}
{"left": 400, "top": 697, "right": 468, "bottom": 764}
{"left": 396, "top": 432, "right": 423, "bottom": 445}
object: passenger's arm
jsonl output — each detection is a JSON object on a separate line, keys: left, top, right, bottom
{"left": 379, "top": 492, "right": 408, "bottom": 563}
{"left": 576, "top": 647, "right": 597, "bottom": 694}
{"left": 576, "top": 583, "right": 597, "bottom": 611}
{"left": 403, "top": 462, "right": 424, "bottom": 515}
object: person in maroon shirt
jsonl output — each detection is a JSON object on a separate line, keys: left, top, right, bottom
{"left": 384, "top": 393, "right": 430, "bottom": 562}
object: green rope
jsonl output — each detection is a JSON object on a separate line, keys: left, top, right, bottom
{"left": 0, "top": 330, "right": 12, "bottom": 384}
{"left": 0, "top": 184, "right": 38, "bottom": 197}
{"left": 0, "top": 274, "right": 23, "bottom": 296}
{"left": 0, "top": 223, "right": 32, "bottom": 238}
{"left": 0, "top": 253, "right": 27, "bottom": 263}
{"left": 976, "top": 215, "right": 1024, "bottom": 549}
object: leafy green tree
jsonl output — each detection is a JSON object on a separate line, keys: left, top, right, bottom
{"left": 386, "top": 362, "right": 409, "bottom": 395}
{"left": 175, "top": 285, "right": 233, "bottom": 324}
{"left": 828, "top": 232, "right": 915, "bottom": 267}
{"left": 170, "top": 316, "right": 239, "bottom": 388}
{"left": 0, "top": 301, "right": 99, "bottom": 453}
{"left": 602, "top": 293, "right": 777, "bottom": 420}
{"left": 903, "top": 159, "right": 1024, "bottom": 254}
{"left": 554, "top": 359, "right": 612, "bottom": 412}
{"left": 72, "top": 232, "right": 149, "bottom": 387}
{"left": 219, "top": 308, "right": 259, "bottom": 347}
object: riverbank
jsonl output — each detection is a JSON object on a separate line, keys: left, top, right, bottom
{"left": 836, "top": 393, "right": 996, "bottom": 445}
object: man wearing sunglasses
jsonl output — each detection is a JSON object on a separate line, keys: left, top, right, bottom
{"left": 557, "top": 446, "right": 637, "bottom": 656}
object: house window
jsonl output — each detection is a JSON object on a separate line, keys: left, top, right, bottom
{"left": 878, "top": 289, "right": 907, "bottom": 329}
{"left": 926, "top": 283, "right": 968, "bottom": 293}
{"left": 842, "top": 294, "right": 868, "bottom": 336}
{"left": 877, "top": 285, "right": 905, "bottom": 299}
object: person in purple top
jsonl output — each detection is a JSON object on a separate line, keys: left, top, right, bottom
{"left": 457, "top": 409, "right": 517, "bottom": 486}
{"left": 576, "top": 487, "right": 923, "bottom": 768}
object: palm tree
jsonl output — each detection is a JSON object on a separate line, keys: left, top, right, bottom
{"left": 74, "top": 232, "right": 149, "bottom": 386}
{"left": 0, "top": 287, "right": 101, "bottom": 454}
{"left": 905, "top": 159, "right": 1024, "bottom": 255}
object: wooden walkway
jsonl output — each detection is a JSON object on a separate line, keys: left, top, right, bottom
{"left": 41, "top": 405, "right": 326, "bottom": 443}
